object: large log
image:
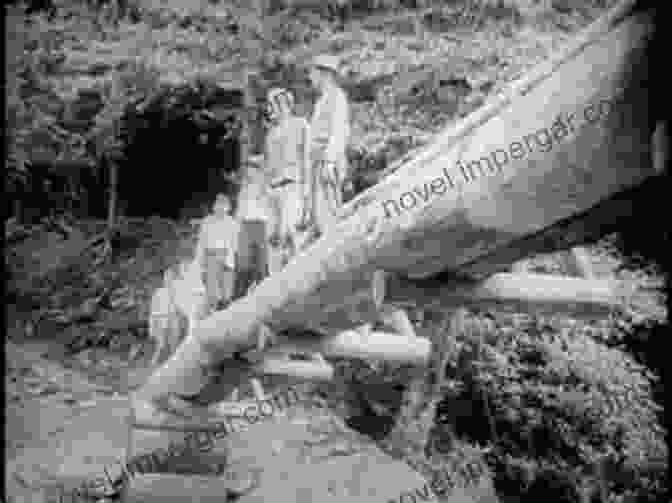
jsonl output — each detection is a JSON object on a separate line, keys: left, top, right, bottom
{"left": 265, "top": 330, "right": 431, "bottom": 365}
{"left": 385, "top": 272, "right": 628, "bottom": 319}
{"left": 137, "top": 1, "right": 657, "bottom": 401}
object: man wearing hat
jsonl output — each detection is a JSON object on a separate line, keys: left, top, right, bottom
{"left": 308, "top": 55, "right": 418, "bottom": 342}
{"left": 307, "top": 54, "right": 351, "bottom": 235}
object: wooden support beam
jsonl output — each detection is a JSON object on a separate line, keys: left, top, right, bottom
{"left": 385, "top": 272, "right": 626, "bottom": 319}
{"left": 251, "top": 354, "right": 335, "bottom": 381}
{"left": 267, "top": 330, "right": 431, "bottom": 365}
{"left": 137, "top": 4, "right": 655, "bottom": 402}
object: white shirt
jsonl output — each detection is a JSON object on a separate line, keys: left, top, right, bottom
{"left": 195, "top": 215, "right": 240, "bottom": 269}
{"left": 265, "top": 116, "right": 310, "bottom": 183}
{"left": 310, "top": 83, "right": 350, "bottom": 164}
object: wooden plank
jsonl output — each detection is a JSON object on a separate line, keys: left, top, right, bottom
{"left": 385, "top": 272, "right": 626, "bottom": 319}
{"left": 267, "top": 330, "right": 431, "bottom": 365}
{"left": 137, "top": 6, "right": 656, "bottom": 402}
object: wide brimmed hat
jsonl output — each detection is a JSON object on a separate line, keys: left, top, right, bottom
{"left": 310, "top": 54, "right": 341, "bottom": 75}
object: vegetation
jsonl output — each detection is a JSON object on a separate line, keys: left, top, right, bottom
{"left": 5, "top": 2, "right": 666, "bottom": 503}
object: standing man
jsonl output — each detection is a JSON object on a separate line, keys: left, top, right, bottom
{"left": 307, "top": 54, "right": 351, "bottom": 236}
{"left": 264, "top": 87, "right": 311, "bottom": 266}
{"left": 307, "top": 54, "right": 417, "bottom": 341}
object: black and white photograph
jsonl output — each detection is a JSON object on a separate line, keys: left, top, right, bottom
{"left": 5, "top": 0, "right": 668, "bottom": 502}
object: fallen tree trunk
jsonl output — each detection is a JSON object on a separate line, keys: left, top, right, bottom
{"left": 385, "top": 273, "right": 628, "bottom": 319}
{"left": 137, "top": 1, "right": 657, "bottom": 401}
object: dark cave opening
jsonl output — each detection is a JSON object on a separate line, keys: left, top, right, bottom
{"left": 119, "top": 85, "right": 245, "bottom": 220}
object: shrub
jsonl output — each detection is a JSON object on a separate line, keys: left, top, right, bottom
{"left": 433, "top": 314, "right": 667, "bottom": 503}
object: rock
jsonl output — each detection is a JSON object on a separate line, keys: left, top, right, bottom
{"left": 6, "top": 397, "right": 131, "bottom": 503}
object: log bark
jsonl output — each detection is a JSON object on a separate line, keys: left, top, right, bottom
{"left": 137, "top": 5, "right": 656, "bottom": 402}
{"left": 385, "top": 272, "right": 627, "bottom": 319}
